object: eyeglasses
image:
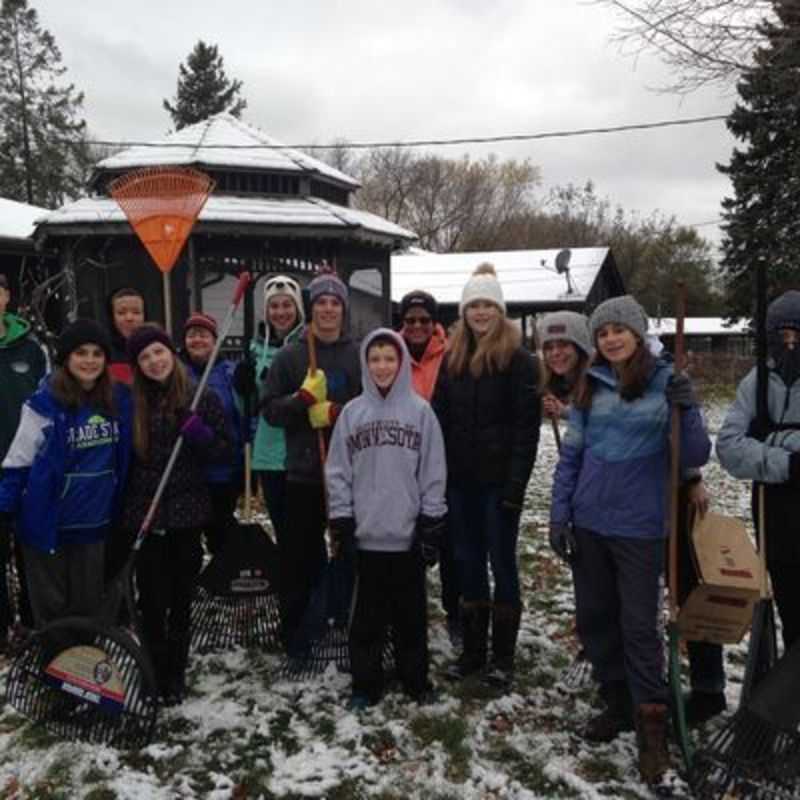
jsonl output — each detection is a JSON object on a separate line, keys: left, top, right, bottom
{"left": 404, "top": 316, "right": 433, "bottom": 327}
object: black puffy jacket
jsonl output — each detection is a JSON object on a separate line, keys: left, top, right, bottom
{"left": 432, "top": 346, "right": 540, "bottom": 503}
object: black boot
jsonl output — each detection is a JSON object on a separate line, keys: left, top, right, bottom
{"left": 486, "top": 603, "right": 522, "bottom": 688}
{"left": 585, "top": 681, "right": 634, "bottom": 742}
{"left": 445, "top": 602, "right": 489, "bottom": 680}
{"left": 164, "top": 631, "right": 191, "bottom": 706}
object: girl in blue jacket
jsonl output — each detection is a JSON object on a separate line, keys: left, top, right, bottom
{"left": 549, "top": 295, "right": 710, "bottom": 786}
{"left": 0, "top": 319, "right": 131, "bottom": 630}
{"left": 181, "top": 311, "right": 242, "bottom": 556}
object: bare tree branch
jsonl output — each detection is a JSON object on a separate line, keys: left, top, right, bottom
{"left": 595, "top": 0, "right": 775, "bottom": 92}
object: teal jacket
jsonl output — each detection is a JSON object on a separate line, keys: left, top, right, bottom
{"left": 251, "top": 322, "right": 303, "bottom": 471}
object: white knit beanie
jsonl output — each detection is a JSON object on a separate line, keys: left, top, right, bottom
{"left": 459, "top": 263, "right": 506, "bottom": 316}
{"left": 263, "top": 274, "right": 305, "bottom": 325}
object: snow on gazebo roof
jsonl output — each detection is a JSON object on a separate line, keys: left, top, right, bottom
{"left": 95, "top": 113, "right": 360, "bottom": 189}
{"left": 387, "top": 247, "right": 611, "bottom": 305}
{"left": 35, "top": 194, "right": 416, "bottom": 242}
{"left": 0, "top": 197, "right": 47, "bottom": 241}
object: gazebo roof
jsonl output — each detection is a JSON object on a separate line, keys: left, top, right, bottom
{"left": 0, "top": 196, "right": 47, "bottom": 242}
{"left": 93, "top": 113, "right": 360, "bottom": 190}
{"left": 34, "top": 194, "right": 416, "bottom": 244}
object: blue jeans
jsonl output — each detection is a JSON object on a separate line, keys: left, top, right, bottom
{"left": 447, "top": 484, "right": 521, "bottom": 608}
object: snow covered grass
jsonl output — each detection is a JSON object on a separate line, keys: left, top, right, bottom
{"left": 0, "top": 405, "right": 751, "bottom": 799}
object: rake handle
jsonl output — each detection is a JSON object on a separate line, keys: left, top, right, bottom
{"left": 668, "top": 282, "right": 686, "bottom": 623}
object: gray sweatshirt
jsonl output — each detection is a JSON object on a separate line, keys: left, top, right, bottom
{"left": 326, "top": 328, "right": 447, "bottom": 552}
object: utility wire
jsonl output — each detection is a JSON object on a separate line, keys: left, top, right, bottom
{"left": 85, "top": 114, "right": 728, "bottom": 151}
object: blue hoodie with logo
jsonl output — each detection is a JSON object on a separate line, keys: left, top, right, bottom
{"left": 0, "top": 378, "right": 132, "bottom": 552}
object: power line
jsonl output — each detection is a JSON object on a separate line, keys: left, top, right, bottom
{"left": 87, "top": 114, "right": 728, "bottom": 151}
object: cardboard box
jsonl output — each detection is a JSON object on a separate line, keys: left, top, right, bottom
{"left": 678, "top": 512, "right": 761, "bottom": 645}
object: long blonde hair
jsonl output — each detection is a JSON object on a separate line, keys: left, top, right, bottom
{"left": 448, "top": 264, "right": 519, "bottom": 378}
{"left": 131, "top": 342, "right": 192, "bottom": 461}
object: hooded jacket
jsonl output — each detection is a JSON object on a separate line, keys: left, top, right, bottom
{"left": 262, "top": 328, "right": 361, "bottom": 484}
{"left": 550, "top": 359, "right": 711, "bottom": 539}
{"left": 0, "top": 378, "right": 132, "bottom": 552}
{"left": 182, "top": 354, "right": 242, "bottom": 483}
{"left": 406, "top": 322, "right": 447, "bottom": 402}
{"left": 0, "top": 313, "right": 48, "bottom": 461}
{"left": 326, "top": 329, "right": 447, "bottom": 552}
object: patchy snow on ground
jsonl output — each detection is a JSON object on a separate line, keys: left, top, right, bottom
{"left": 0, "top": 403, "right": 753, "bottom": 799}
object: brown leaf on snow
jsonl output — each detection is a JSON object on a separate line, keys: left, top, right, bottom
{"left": 489, "top": 714, "right": 513, "bottom": 733}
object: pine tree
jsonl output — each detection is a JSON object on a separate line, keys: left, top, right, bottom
{"left": 0, "top": 0, "right": 89, "bottom": 207}
{"left": 719, "top": 2, "right": 800, "bottom": 318}
{"left": 163, "top": 41, "right": 247, "bottom": 130}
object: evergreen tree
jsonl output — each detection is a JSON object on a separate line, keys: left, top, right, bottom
{"left": 719, "top": 2, "right": 800, "bottom": 318}
{"left": 163, "top": 41, "right": 247, "bottom": 130}
{"left": 0, "top": 0, "right": 89, "bottom": 207}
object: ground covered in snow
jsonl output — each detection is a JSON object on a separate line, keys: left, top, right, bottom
{"left": 0, "top": 401, "right": 754, "bottom": 799}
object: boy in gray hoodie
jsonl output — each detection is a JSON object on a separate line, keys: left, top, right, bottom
{"left": 326, "top": 328, "right": 447, "bottom": 707}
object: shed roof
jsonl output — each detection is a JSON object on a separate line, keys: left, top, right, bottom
{"left": 651, "top": 318, "right": 751, "bottom": 336}
{"left": 388, "top": 247, "right": 611, "bottom": 305}
{"left": 95, "top": 113, "right": 360, "bottom": 189}
{"left": 34, "top": 194, "right": 416, "bottom": 242}
{"left": 0, "top": 196, "right": 48, "bottom": 241}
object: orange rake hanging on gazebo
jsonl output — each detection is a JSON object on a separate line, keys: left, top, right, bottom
{"left": 109, "top": 166, "right": 215, "bottom": 334}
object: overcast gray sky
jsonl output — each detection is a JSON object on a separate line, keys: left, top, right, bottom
{"left": 36, "top": 0, "right": 736, "bottom": 244}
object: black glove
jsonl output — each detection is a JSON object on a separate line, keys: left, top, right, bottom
{"left": 665, "top": 372, "right": 697, "bottom": 409}
{"left": 329, "top": 518, "right": 356, "bottom": 559}
{"left": 416, "top": 514, "right": 445, "bottom": 567}
{"left": 233, "top": 360, "right": 257, "bottom": 396}
{"left": 501, "top": 481, "right": 526, "bottom": 513}
{"left": 549, "top": 522, "right": 577, "bottom": 563}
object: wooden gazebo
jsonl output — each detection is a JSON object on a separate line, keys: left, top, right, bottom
{"left": 33, "top": 113, "right": 416, "bottom": 339}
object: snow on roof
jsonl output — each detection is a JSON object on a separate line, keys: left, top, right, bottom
{"left": 387, "top": 247, "right": 610, "bottom": 305}
{"left": 0, "top": 196, "right": 48, "bottom": 240}
{"left": 35, "top": 194, "right": 416, "bottom": 241}
{"left": 651, "top": 317, "right": 751, "bottom": 336}
{"left": 96, "top": 113, "right": 360, "bottom": 189}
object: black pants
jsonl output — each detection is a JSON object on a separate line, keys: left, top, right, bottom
{"left": 439, "top": 518, "right": 460, "bottom": 624}
{"left": 572, "top": 528, "right": 667, "bottom": 705}
{"left": 675, "top": 484, "right": 725, "bottom": 693}
{"left": 279, "top": 481, "right": 327, "bottom": 649}
{"left": 135, "top": 527, "right": 203, "bottom": 675}
{"left": 206, "top": 481, "right": 241, "bottom": 557}
{"left": 350, "top": 549, "right": 428, "bottom": 701}
{"left": 260, "top": 470, "right": 288, "bottom": 543}
{"left": 23, "top": 539, "right": 106, "bottom": 630}
{"left": 754, "top": 483, "right": 800, "bottom": 651}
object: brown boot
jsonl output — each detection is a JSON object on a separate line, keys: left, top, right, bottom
{"left": 635, "top": 703, "right": 670, "bottom": 785}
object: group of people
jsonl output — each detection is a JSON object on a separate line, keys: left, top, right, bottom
{"left": 1, "top": 263, "right": 799, "bottom": 786}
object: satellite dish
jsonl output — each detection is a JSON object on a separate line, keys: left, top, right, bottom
{"left": 555, "top": 249, "right": 572, "bottom": 274}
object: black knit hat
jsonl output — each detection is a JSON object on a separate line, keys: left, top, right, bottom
{"left": 127, "top": 323, "right": 176, "bottom": 364}
{"left": 400, "top": 290, "right": 438, "bottom": 321}
{"left": 55, "top": 319, "right": 112, "bottom": 366}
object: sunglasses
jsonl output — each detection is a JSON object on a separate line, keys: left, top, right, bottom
{"left": 404, "top": 316, "right": 433, "bottom": 327}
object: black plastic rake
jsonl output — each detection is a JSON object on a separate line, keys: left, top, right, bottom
{"left": 691, "top": 639, "right": 800, "bottom": 799}
{"left": 5, "top": 617, "right": 158, "bottom": 748}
